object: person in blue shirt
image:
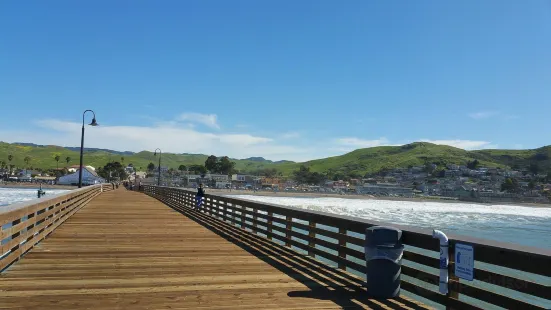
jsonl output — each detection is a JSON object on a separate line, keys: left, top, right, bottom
{"left": 195, "top": 183, "right": 205, "bottom": 210}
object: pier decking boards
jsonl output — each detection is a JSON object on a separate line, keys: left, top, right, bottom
{"left": 0, "top": 190, "right": 430, "bottom": 310}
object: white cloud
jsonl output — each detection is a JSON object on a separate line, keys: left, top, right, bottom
{"left": 177, "top": 113, "right": 220, "bottom": 129}
{"left": 335, "top": 137, "right": 393, "bottom": 148}
{"left": 419, "top": 139, "right": 497, "bottom": 150}
{"left": 0, "top": 119, "right": 313, "bottom": 161}
{"left": 0, "top": 117, "right": 501, "bottom": 162}
{"left": 468, "top": 111, "right": 498, "bottom": 120}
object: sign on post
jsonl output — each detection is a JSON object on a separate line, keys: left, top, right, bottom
{"left": 454, "top": 243, "right": 474, "bottom": 281}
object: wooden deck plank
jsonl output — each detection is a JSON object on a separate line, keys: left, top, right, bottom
{"left": 0, "top": 190, "right": 432, "bottom": 309}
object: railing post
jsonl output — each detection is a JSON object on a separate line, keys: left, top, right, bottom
{"left": 10, "top": 218, "right": 22, "bottom": 262}
{"left": 447, "top": 242, "right": 459, "bottom": 310}
{"left": 338, "top": 227, "right": 346, "bottom": 269}
{"left": 252, "top": 207, "right": 257, "bottom": 234}
{"left": 25, "top": 212, "right": 36, "bottom": 244}
{"left": 240, "top": 205, "right": 246, "bottom": 230}
{"left": 308, "top": 221, "right": 315, "bottom": 257}
{"left": 267, "top": 211, "right": 273, "bottom": 240}
{"left": 285, "top": 215, "right": 292, "bottom": 247}
{"left": 205, "top": 198, "right": 211, "bottom": 216}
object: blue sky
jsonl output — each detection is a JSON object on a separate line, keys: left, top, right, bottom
{"left": 1, "top": 1, "right": 550, "bottom": 161}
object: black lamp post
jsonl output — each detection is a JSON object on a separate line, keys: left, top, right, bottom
{"left": 78, "top": 110, "right": 98, "bottom": 188}
{"left": 154, "top": 148, "right": 161, "bottom": 186}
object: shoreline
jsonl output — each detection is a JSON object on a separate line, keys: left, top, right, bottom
{"left": 0, "top": 183, "right": 77, "bottom": 190}
{"left": 204, "top": 188, "right": 551, "bottom": 208}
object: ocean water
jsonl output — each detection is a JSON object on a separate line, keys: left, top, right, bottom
{"left": 0, "top": 187, "right": 70, "bottom": 208}
{"left": 228, "top": 195, "right": 551, "bottom": 250}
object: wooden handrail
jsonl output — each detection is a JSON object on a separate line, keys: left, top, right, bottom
{"left": 143, "top": 185, "right": 551, "bottom": 310}
{"left": 0, "top": 183, "right": 113, "bottom": 272}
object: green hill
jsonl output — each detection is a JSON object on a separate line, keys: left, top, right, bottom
{"left": 276, "top": 142, "right": 551, "bottom": 177}
{"left": 1, "top": 141, "right": 550, "bottom": 177}
{"left": 0, "top": 142, "right": 280, "bottom": 172}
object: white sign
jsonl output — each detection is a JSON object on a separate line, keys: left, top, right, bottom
{"left": 455, "top": 243, "right": 474, "bottom": 281}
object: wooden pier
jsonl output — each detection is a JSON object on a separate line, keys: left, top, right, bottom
{"left": 1, "top": 185, "right": 550, "bottom": 309}
{"left": 0, "top": 188, "right": 429, "bottom": 310}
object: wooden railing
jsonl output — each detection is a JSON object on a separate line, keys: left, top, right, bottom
{"left": 143, "top": 185, "right": 551, "bottom": 310}
{"left": 0, "top": 184, "right": 112, "bottom": 272}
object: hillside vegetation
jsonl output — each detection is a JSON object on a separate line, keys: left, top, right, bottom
{"left": 1, "top": 141, "right": 550, "bottom": 177}
{"left": 278, "top": 142, "right": 551, "bottom": 177}
{"left": 0, "top": 142, "right": 278, "bottom": 172}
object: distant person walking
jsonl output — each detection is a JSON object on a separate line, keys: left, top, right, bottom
{"left": 195, "top": 183, "right": 205, "bottom": 210}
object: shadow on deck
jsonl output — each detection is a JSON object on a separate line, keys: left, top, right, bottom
{"left": 154, "top": 192, "right": 431, "bottom": 310}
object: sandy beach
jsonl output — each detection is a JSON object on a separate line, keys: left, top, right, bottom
{"left": 203, "top": 188, "right": 551, "bottom": 208}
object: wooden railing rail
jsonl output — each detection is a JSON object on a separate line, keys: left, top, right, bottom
{"left": 143, "top": 185, "right": 551, "bottom": 310}
{"left": 1, "top": 184, "right": 111, "bottom": 272}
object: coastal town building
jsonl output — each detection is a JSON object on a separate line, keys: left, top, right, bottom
{"left": 57, "top": 167, "right": 105, "bottom": 186}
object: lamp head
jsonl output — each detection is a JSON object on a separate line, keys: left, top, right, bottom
{"left": 89, "top": 118, "right": 98, "bottom": 126}
{"left": 154, "top": 151, "right": 157, "bottom": 156}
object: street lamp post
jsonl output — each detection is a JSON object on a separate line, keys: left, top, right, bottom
{"left": 79, "top": 110, "right": 98, "bottom": 188}
{"left": 154, "top": 148, "right": 162, "bottom": 186}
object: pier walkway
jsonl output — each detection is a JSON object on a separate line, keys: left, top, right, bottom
{"left": 0, "top": 189, "right": 429, "bottom": 310}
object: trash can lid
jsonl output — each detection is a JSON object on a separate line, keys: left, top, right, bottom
{"left": 365, "top": 226, "right": 402, "bottom": 247}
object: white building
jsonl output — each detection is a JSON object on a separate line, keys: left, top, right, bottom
{"left": 67, "top": 165, "right": 95, "bottom": 173}
{"left": 57, "top": 167, "right": 105, "bottom": 186}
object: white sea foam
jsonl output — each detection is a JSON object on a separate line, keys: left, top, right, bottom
{"left": 227, "top": 195, "right": 551, "bottom": 249}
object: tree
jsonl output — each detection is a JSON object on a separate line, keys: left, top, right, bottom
{"left": 292, "top": 165, "right": 324, "bottom": 184}
{"left": 293, "top": 165, "right": 310, "bottom": 184}
{"left": 178, "top": 165, "right": 187, "bottom": 173}
{"left": 501, "top": 178, "right": 519, "bottom": 193}
{"left": 97, "top": 161, "right": 128, "bottom": 181}
{"left": 424, "top": 162, "right": 435, "bottom": 173}
{"left": 189, "top": 164, "right": 207, "bottom": 175}
{"left": 529, "top": 163, "right": 539, "bottom": 175}
{"left": 53, "top": 154, "right": 61, "bottom": 169}
{"left": 528, "top": 180, "right": 536, "bottom": 193}
{"left": 307, "top": 172, "right": 325, "bottom": 185}
{"left": 205, "top": 155, "right": 218, "bottom": 172}
{"left": 217, "top": 156, "right": 235, "bottom": 175}
{"left": 147, "top": 162, "right": 155, "bottom": 172}
{"left": 24, "top": 156, "right": 31, "bottom": 168}
{"left": 121, "top": 157, "right": 125, "bottom": 165}
{"left": 7, "top": 154, "right": 13, "bottom": 174}
{"left": 65, "top": 156, "right": 71, "bottom": 165}
{"left": 467, "top": 160, "right": 480, "bottom": 170}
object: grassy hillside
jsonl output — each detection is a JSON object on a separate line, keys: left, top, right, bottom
{"left": 471, "top": 146, "right": 551, "bottom": 172}
{"left": 276, "top": 142, "right": 551, "bottom": 176}
{"left": 1, "top": 141, "right": 550, "bottom": 177}
{"left": 0, "top": 142, "right": 281, "bottom": 172}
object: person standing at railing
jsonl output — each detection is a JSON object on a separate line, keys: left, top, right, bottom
{"left": 195, "top": 183, "right": 205, "bottom": 210}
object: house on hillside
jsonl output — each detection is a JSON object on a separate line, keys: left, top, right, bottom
{"left": 57, "top": 167, "right": 105, "bottom": 186}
